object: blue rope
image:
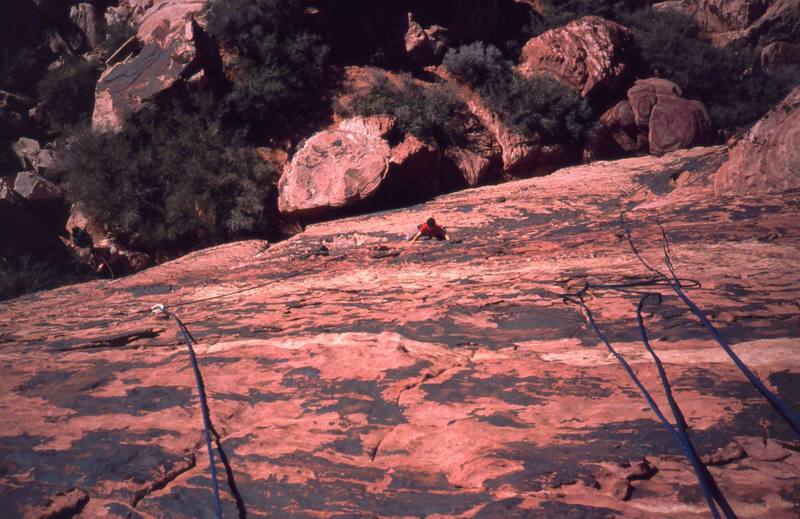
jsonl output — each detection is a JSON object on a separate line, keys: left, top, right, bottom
{"left": 564, "top": 290, "right": 728, "bottom": 518}
{"left": 165, "top": 308, "right": 224, "bottom": 519}
{"left": 635, "top": 294, "right": 736, "bottom": 518}
{"left": 620, "top": 214, "right": 800, "bottom": 436}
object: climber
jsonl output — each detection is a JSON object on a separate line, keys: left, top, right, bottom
{"left": 408, "top": 217, "right": 450, "bottom": 243}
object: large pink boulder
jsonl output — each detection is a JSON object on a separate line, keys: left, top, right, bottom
{"left": 715, "top": 85, "right": 800, "bottom": 195}
{"left": 599, "top": 78, "right": 711, "bottom": 155}
{"left": 92, "top": 0, "right": 209, "bottom": 130}
{"left": 518, "top": 16, "right": 634, "bottom": 99}
{"left": 278, "top": 116, "right": 441, "bottom": 218}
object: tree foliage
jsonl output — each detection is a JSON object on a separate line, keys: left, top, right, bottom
{"left": 335, "top": 72, "right": 469, "bottom": 147}
{"left": 36, "top": 56, "right": 101, "bottom": 133}
{"left": 62, "top": 96, "right": 281, "bottom": 251}
{"left": 444, "top": 42, "right": 595, "bottom": 147}
{"left": 205, "top": 0, "right": 330, "bottom": 137}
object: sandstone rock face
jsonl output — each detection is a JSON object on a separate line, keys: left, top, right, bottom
{"left": 10, "top": 137, "right": 59, "bottom": 175}
{"left": 403, "top": 13, "right": 447, "bottom": 65}
{"left": 715, "top": 85, "right": 800, "bottom": 195}
{"left": 657, "top": 0, "right": 800, "bottom": 49}
{"left": 278, "top": 117, "right": 394, "bottom": 218}
{"left": 518, "top": 16, "right": 634, "bottom": 99}
{"left": 92, "top": 0, "right": 210, "bottom": 130}
{"left": 13, "top": 171, "right": 61, "bottom": 202}
{"left": 3, "top": 145, "right": 800, "bottom": 517}
{"left": 598, "top": 78, "right": 711, "bottom": 156}
{"left": 69, "top": 2, "right": 100, "bottom": 50}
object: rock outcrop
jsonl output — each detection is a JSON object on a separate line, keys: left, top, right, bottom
{"left": 714, "top": 85, "right": 800, "bottom": 195}
{"left": 657, "top": 0, "right": 800, "bottom": 62}
{"left": 279, "top": 116, "right": 443, "bottom": 219}
{"left": 2, "top": 145, "right": 799, "bottom": 517}
{"left": 518, "top": 16, "right": 634, "bottom": 99}
{"left": 277, "top": 116, "right": 394, "bottom": 218}
{"left": 596, "top": 78, "right": 712, "bottom": 156}
{"left": 403, "top": 13, "right": 448, "bottom": 65}
{"left": 92, "top": 0, "right": 215, "bottom": 130}
{"left": 13, "top": 171, "right": 61, "bottom": 202}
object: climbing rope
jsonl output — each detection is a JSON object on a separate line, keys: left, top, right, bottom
{"left": 620, "top": 213, "right": 800, "bottom": 436}
{"left": 564, "top": 287, "right": 733, "bottom": 518}
{"left": 151, "top": 304, "right": 223, "bottom": 519}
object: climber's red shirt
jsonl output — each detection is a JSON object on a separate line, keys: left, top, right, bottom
{"left": 418, "top": 222, "right": 446, "bottom": 240}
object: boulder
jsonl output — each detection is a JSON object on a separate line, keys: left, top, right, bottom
{"left": 9, "top": 138, "right": 60, "bottom": 175}
{"left": 714, "top": 85, "right": 800, "bottom": 195}
{"left": 596, "top": 78, "right": 711, "bottom": 156}
{"left": 13, "top": 171, "right": 61, "bottom": 202}
{"left": 278, "top": 117, "right": 394, "bottom": 218}
{"left": 10, "top": 138, "right": 41, "bottom": 169}
{"left": 92, "top": 0, "right": 213, "bottom": 130}
{"left": 278, "top": 116, "right": 446, "bottom": 218}
{"left": 404, "top": 13, "right": 448, "bottom": 65}
{"left": 69, "top": 3, "right": 101, "bottom": 50}
{"left": 518, "top": 16, "right": 634, "bottom": 99}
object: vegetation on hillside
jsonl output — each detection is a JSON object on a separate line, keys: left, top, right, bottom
{"left": 62, "top": 95, "right": 281, "bottom": 252}
{"left": 521, "top": 1, "right": 799, "bottom": 131}
{"left": 205, "top": 0, "right": 331, "bottom": 138}
{"left": 444, "top": 42, "right": 595, "bottom": 148}
{"left": 335, "top": 72, "right": 468, "bottom": 147}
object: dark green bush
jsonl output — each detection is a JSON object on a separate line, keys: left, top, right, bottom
{"left": 444, "top": 43, "right": 595, "bottom": 147}
{"left": 63, "top": 95, "right": 281, "bottom": 251}
{"left": 0, "top": 254, "right": 93, "bottom": 302}
{"left": 205, "top": 0, "right": 330, "bottom": 137}
{"left": 442, "top": 42, "right": 510, "bottom": 87}
{"left": 335, "top": 72, "right": 468, "bottom": 147}
{"left": 36, "top": 56, "right": 101, "bottom": 133}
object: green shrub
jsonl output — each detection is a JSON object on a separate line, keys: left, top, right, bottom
{"left": 36, "top": 56, "right": 101, "bottom": 133}
{"left": 444, "top": 43, "right": 595, "bottom": 147}
{"left": 205, "top": 0, "right": 330, "bottom": 137}
{"left": 335, "top": 72, "right": 468, "bottom": 147}
{"left": 0, "top": 254, "right": 93, "bottom": 302}
{"left": 62, "top": 95, "right": 280, "bottom": 251}
{"left": 442, "top": 42, "right": 510, "bottom": 87}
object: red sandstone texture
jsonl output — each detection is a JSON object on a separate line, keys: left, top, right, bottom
{"left": 518, "top": 16, "right": 634, "bottom": 99}
{"left": 715, "top": 85, "right": 800, "bottom": 195}
{"left": 2, "top": 146, "right": 800, "bottom": 517}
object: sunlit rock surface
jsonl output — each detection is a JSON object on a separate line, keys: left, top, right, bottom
{"left": 2, "top": 146, "right": 799, "bottom": 517}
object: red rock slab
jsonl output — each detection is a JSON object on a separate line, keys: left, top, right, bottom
{"left": 1, "top": 146, "right": 799, "bottom": 517}
{"left": 715, "top": 85, "right": 800, "bottom": 195}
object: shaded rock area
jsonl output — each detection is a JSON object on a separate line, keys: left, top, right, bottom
{"left": 593, "top": 78, "right": 712, "bottom": 157}
{"left": 715, "top": 85, "right": 800, "bottom": 195}
{"left": 518, "top": 16, "right": 635, "bottom": 100}
{"left": 657, "top": 0, "right": 800, "bottom": 65}
{"left": 2, "top": 145, "right": 799, "bottom": 517}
